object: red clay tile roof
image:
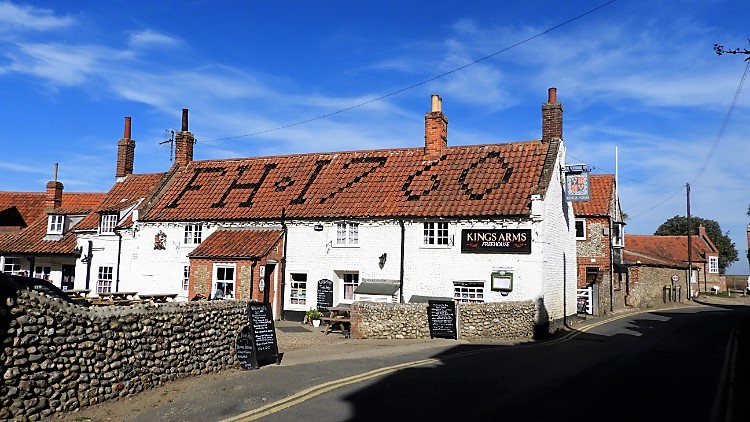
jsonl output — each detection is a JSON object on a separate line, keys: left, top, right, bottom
{"left": 0, "top": 191, "right": 106, "bottom": 255}
{"left": 572, "top": 174, "right": 614, "bottom": 216}
{"left": 76, "top": 173, "right": 166, "bottom": 231}
{"left": 0, "top": 192, "right": 104, "bottom": 227}
{"left": 188, "top": 229, "right": 283, "bottom": 259}
{"left": 624, "top": 234, "right": 711, "bottom": 269}
{"left": 142, "top": 141, "right": 554, "bottom": 222}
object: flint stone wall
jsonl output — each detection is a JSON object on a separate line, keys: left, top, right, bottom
{"left": 351, "top": 300, "right": 536, "bottom": 340}
{"left": 0, "top": 289, "right": 247, "bottom": 422}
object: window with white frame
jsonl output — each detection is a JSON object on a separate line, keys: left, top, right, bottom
{"left": 182, "top": 265, "right": 190, "bottom": 291}
{"left": 290, "top": 273, "right": 307, "bottom": 305}
{"left": 184, "top": 223, "right": 203, "bottom": 245}
{"left": 612, "top": 222, "right": 625, "bottom": 248}
{"left": 335, "top": 222, "right": 359, "bottom": 246}
{"left": 575, "top": 219, "right": 586, "bottom": 240}
{"left": 3, "top": 257, "right": 21, "bottom": 274}
{"left": 423, "top": 222, "right": 449, "bottom": 246}
{"left": 97, "top": 266, "right": 113, "bottom": 293}
{"left": 47, "top": 215, "right": 64, "bottom": 234}
{"left": 99, "top": 214, "right": 118, "bottom": 234}
{"left": 34, "top": 266, "right": 51, "bottom": 280}
{"left": 342, "top": 273, "right": 359, "bottom": 302}
{"left": 708, "top": 256, "right": 719, "bottom": 274}
{"left": 453, "top": 281, "right": 485, "bottom": 303}
{"left": 213, "top": 264, "right": 235, "bottom": 299}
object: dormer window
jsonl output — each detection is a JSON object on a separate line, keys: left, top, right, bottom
{"left": 99, "top": 213, "right": 118, "bottom": 234}
{"left": 47, "top": 215, "right": 65, "bottom": 235}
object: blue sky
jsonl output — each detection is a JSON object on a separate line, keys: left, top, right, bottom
{"left": 1, "top": 0, "right": 749, "bottom": 274}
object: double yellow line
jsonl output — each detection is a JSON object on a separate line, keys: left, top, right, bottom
{"left": 220, "top": 357, "right": 440, "bottom": 421}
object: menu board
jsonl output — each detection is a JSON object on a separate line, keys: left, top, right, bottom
{"left": 427, "top": 300, "right": 457, "bottom": 340}
{"left": 236, "top": 325, "right": 256, "bottom": 370}
{"left": 316, "top": 279, "right": 334, "bottom": 311}
{"left": 245, "top": 302, "right": 281, "bottom": 369}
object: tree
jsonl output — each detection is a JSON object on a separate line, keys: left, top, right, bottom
{"left": 654, "top": 215, "right": 738, "bottom": 274}
{"left": 714, "top": 40, "right": 750, "bottom": 61}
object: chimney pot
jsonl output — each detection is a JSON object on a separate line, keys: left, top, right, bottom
{"left": 124, "top": 116, "right": 132, "bottom": 139}
{"left": 431, "top": 94, "right": 441, "bottom": 112}
{"left": 548, "top": 87, "right": 557, "bottom": 103}
{"left": 181, "top": 109, "right": 189, "bottom": 132}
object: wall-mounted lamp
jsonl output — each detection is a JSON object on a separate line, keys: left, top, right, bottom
{"left": 74, "top": 246, "right": 83, "bottom": 258}
{"left": 378, "top": 253, "right": 387, "bottom": 268}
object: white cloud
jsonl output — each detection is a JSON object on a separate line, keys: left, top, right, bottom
{"left": 127, "top": 29, "right": 181, "bottom": 49}
{"left": 0, "top": 1, "right": 73, "bottom": 33}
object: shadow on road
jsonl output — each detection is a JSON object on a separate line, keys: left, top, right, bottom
{"left": 339, "top": 305, "right": 749, "bottom": 422}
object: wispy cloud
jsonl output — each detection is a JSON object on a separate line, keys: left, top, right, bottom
{"left": 0, "top": 1, "right": 73, "bottom": 33}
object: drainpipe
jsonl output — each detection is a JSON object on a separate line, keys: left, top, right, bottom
{"left": 399, "top": 218, "right": 405, "bottom": 303}
{"left": 250, "top": 259, "right": 257, "bottom": 301}
{"left": 280, "top": 208, "right": 288, "bottom": 320}
{"left": 114, "top": 229, "right": 122, "bottom": 292}
{"left": 84, "top": 240, "right": 93, "bottom": 290}
{"left": 609, "top": 220, "right": 614, "bottom": 313}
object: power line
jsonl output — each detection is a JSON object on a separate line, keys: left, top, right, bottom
{"left": 200, "top": 0, "right": 618, "bottom": 145}
{"left": 691, "top": 59, "right": 749, "bottom": 183}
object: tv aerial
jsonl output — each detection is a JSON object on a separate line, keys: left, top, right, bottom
{"left": 160, "top": 130, "right": 175, "bottom": 161}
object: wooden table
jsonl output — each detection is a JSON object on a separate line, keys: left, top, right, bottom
{"left": 321, "top": 305, "right": 351, "bottom": 337}
{"left": 97, "top": 291, "right": 138, "bottom": 300}
{"left": 138, "top": 293, "right": 178, "bottom": 303}
{"left": 92, "top": 291, "right": 139, "bottom": 306}
{"left": 63, "top": 289, "right": 90, "bottom": 299}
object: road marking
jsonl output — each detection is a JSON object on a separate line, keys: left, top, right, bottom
{"left": 222, "top": 305, "right": 707, "bottom": 421}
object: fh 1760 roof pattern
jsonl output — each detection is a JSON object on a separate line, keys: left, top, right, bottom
{"left": 141, "top": 140, "right": 554, "bottom": 222}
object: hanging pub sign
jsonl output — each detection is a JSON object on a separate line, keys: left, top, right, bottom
{"left": 565, "top": 166, "right": 590, "bottom": 202}
{"left": 461, "top": 229, "right": 532, "bottom": 254}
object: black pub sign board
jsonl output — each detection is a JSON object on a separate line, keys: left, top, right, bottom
{"left": 237, "top": 302, "right": 282, "bottom": 370}
{"left": 461, "top": 229, "right": 532, "bottom": 254}
{"left": 427, "top": 300, "right": 457, "bottom": 340}
{"left": 316, "top": 279, "right": 334, "bottom": 312}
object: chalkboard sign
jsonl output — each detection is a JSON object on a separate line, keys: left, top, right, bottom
{"left": 317, "top": 279, "right": 334, "bottom": 311}
{"left": 236, "top": 325, "right": 257, "bottom": 370}
{"left": 245, "top": 302, "right": 281, "bottom": 369}
{"left": 427, "top": 300, "right": 458, "bottom": 340}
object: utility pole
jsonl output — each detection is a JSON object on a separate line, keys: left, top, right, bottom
{"left": 685, "top": 183, "right": 700, "bottom": 299}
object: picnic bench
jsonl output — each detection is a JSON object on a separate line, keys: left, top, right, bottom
{"left": 138, "top": 293, "right": 178, "bottom": 303}
{"left": 321, "top": 305, "right": 351, "bottom": 338}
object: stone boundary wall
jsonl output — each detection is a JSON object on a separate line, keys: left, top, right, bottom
{"left": 0, "top": 289, "right": 247, "bottom": 421}
{"left": 351, "top": 300, "right": 536, "bottom": 340}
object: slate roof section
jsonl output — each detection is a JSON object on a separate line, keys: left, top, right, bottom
{"left": 188, "top": 229, "right": 283, "bottom": 259}
{"left": 572, "top": 174, "right": 614, "bottom": 217}
{"left": 75, "top": 173, "right": 167, "bottom": 231}
{"left": 141, "top": 140, "right": 554, "bottom": 222}
{"left": 623, "top": 234, "right": 711, "bottom": 269}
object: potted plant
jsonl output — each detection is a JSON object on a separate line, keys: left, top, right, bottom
{"left": 306, "top": 308, "right": 324, "bottom": 327}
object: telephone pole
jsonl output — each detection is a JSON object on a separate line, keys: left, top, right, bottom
{"left": 685, "top": 183, "right": 700, "bottom": 299}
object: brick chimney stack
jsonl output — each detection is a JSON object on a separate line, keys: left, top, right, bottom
{"left": 45, "top": 163, "right": 63, "bottom": 210}
{"left": 174, "top": 108, "right": 194, "bottom": 168}
{"left": 542, "top": 87, "right": 563, "bottom": 143}
{"left": 116, "top": 116, "right": 136, "bottom": 180}
{"left": 424, "top": 94, "right": 447, "bottom": 160}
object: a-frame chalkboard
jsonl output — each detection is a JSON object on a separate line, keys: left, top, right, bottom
{"left": 427, "top": 300, "right": 458, "bottom": 340}
{"left": 237, "top": 302, "right": 282, "bottom": 369}
{"left": 317, "top": 279, "right": 333, "bottom": 312}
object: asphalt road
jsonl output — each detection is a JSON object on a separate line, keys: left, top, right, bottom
{"left": 67, "top": 300, "right": 750, "bottom": 422}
